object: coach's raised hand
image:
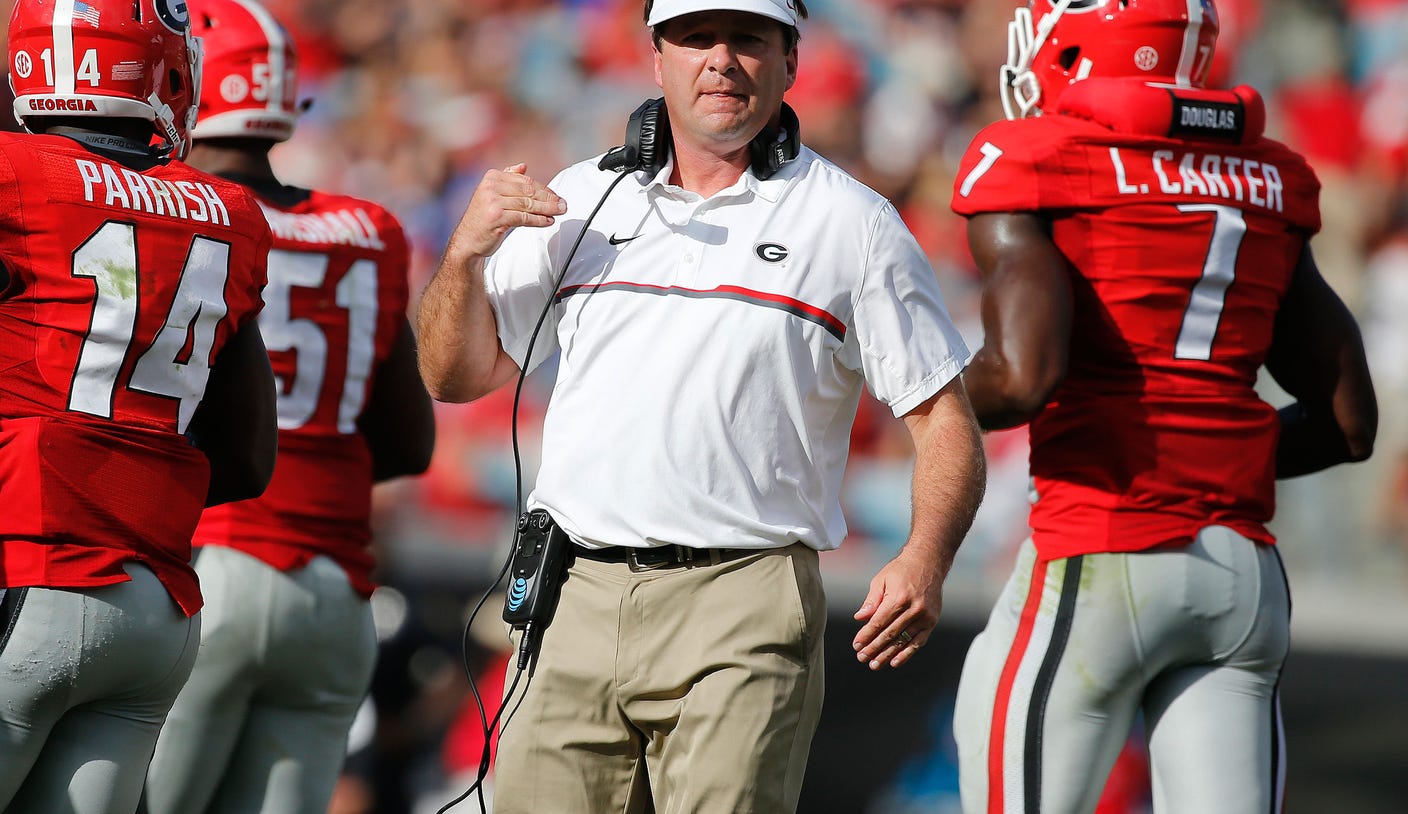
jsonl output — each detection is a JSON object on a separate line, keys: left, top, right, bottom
{"left": 418, "top": 163, "right": 563, "bottom": 404}
{"left": 448, "top": 163, "right": 567, "bottom": 259}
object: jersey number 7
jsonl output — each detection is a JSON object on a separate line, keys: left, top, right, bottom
{"left": 1174, "top": 204, "right": 1246, "bottom": 361}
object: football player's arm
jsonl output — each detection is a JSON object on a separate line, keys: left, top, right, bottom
{"left": 1265, "top": 242, "right": 1377, "bottom": 478}
{"left": 359, "top": 316, "right": 436, "bottom": 482}
{"left": 960, "top": 212, "right": 1073, "bottom": 430}
{"left": 852, "top": 379, "right": 986, "bottom": 670}
{"left": 189, "top": 319, "right": 277, "bottom": 506}
{"left": 417, "top": 164, "right": 564, "bottom": 403}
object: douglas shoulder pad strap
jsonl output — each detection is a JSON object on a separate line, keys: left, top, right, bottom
{"left": 1167, "top": 88, "right": 1250, "bottom": 142}
{"left": 1054, "top": 78, "right": 1267, "bottom": 144}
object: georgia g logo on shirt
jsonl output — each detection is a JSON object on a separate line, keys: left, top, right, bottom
{"left": 754, "top": 242, "right": 789, "bottom": 263}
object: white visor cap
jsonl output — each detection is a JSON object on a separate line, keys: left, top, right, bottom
{"left": 646, "top": 0, "right": 798, "bottom": 27}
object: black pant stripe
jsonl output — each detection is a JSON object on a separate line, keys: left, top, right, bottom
{"left": 0, "top": 586, "right": 29, "bottom": 657}
{"left": 1268, "top": 545, "right": 1291, "bottom": 814}
{"left": 1023, "top": 556, "right": 1083, "bottom": 814}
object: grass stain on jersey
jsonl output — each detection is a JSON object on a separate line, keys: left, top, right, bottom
{"left": 99, "top": 261, "right": 138, "bottom": 300}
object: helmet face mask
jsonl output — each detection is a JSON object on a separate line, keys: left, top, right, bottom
{"left": 8, "top": 0, "right": 203, "bottom": 158}
{"left": 1000, "top": 0, "right": 1220, "bottom": 120}
{"left": 190, "top": 0, "right": 300, "bottom": 144}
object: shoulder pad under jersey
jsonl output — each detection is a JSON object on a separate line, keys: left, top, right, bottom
{"left": 1053, "top": 78, "right": 1267, "bottom": 145}
{"left": 951, "top": 116, "right": 1082, "bottom": 214}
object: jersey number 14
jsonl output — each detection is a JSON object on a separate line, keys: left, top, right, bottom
{"left": 68, "top": 221, "right": 231, "bottom": 435}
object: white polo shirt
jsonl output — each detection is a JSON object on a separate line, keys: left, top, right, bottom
{"left": 485, "top": 145, "right": 970, "bottom": 551}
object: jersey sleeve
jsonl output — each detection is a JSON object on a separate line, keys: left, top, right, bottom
{"left": 853, "top": 200, "right": 971, "bottom": 416}
{"left": 951, "top": 119, "right": 1078, "bottom": 215}
{"left": 0, "top": 142, "right": 27, "bottom": 292}
{"left": 249, "top": 207, "right": 273, "bottom": 313}
{"left": 221, "top": 183, "right": 272, "bottom": 335}
{"left": 1248, "top": 140, "right": 1322, "bottom": 235}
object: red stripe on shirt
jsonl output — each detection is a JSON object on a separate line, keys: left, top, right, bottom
{"left": 556, "top": 281, "right": 847, "bottom": 338}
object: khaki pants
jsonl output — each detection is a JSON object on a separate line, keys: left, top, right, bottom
{"left": 494, "top": 543, "right": 827, "bottom": 814}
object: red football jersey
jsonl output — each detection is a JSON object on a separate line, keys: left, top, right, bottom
{"left": 0, "top": 133, "right": 272, "bottom": 615}
{"left": 952, "top": 84, "right": 1321, "bottom": 559}
{"left": 193, "top": 190, "right": 411, "bottom": 596}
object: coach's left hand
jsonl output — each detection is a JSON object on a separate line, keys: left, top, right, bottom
{"left": 851, "top": 547, "right": 945, "bottom": 670}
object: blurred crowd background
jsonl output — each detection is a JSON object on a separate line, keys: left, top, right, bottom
{"left": 10, "top": 0, "right": 1408, "bottom": 811}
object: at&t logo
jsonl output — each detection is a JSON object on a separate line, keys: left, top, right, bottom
{"left": 507, "top": 577, "right": 528, "bottom": 611}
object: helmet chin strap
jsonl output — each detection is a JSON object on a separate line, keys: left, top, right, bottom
{"left": 148, "top": 92, "right": 183, "bottom": 158}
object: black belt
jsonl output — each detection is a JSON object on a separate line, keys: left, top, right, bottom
{"left": 572, "top": 544, "right": 755, "bottom": 569}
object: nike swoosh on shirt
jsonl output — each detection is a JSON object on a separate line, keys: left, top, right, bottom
{"left": 608, "top": 233, "right": 640, "bottom": 245}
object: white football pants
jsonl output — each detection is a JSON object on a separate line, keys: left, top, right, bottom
{"left": 143, "top": 547, "right": 377, "bottom": 814}
{"left": 0, "top": 563, "right": 199, "bottom": 814}
{"left": 954, "top": 525, "right": 1290, "bottom": 814}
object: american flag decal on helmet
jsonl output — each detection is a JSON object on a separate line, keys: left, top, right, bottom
{"left": 72, "top": 1, "right": 101, "bottom": 26}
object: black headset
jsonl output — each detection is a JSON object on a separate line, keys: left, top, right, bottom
{"left": 598, "top": 98, "right": 801, "bottom": 180}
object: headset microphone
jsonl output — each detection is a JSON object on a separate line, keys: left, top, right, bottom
{"left": 597, "top": 145, "right": 635, "bottom": 173}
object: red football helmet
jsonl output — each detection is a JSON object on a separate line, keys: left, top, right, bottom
{"left": 1001, "top": 0, "right": 1220, "bottom": 120}
{"left": 189, "top": 0, "right": 299, "bottom": 142}
{"left": 8, "top": 0, "right": 203, "bottom": 158}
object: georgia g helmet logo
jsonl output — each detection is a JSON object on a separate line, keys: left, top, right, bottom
{"left": 154, "top": 0, "right": 190, "bottom": 33}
